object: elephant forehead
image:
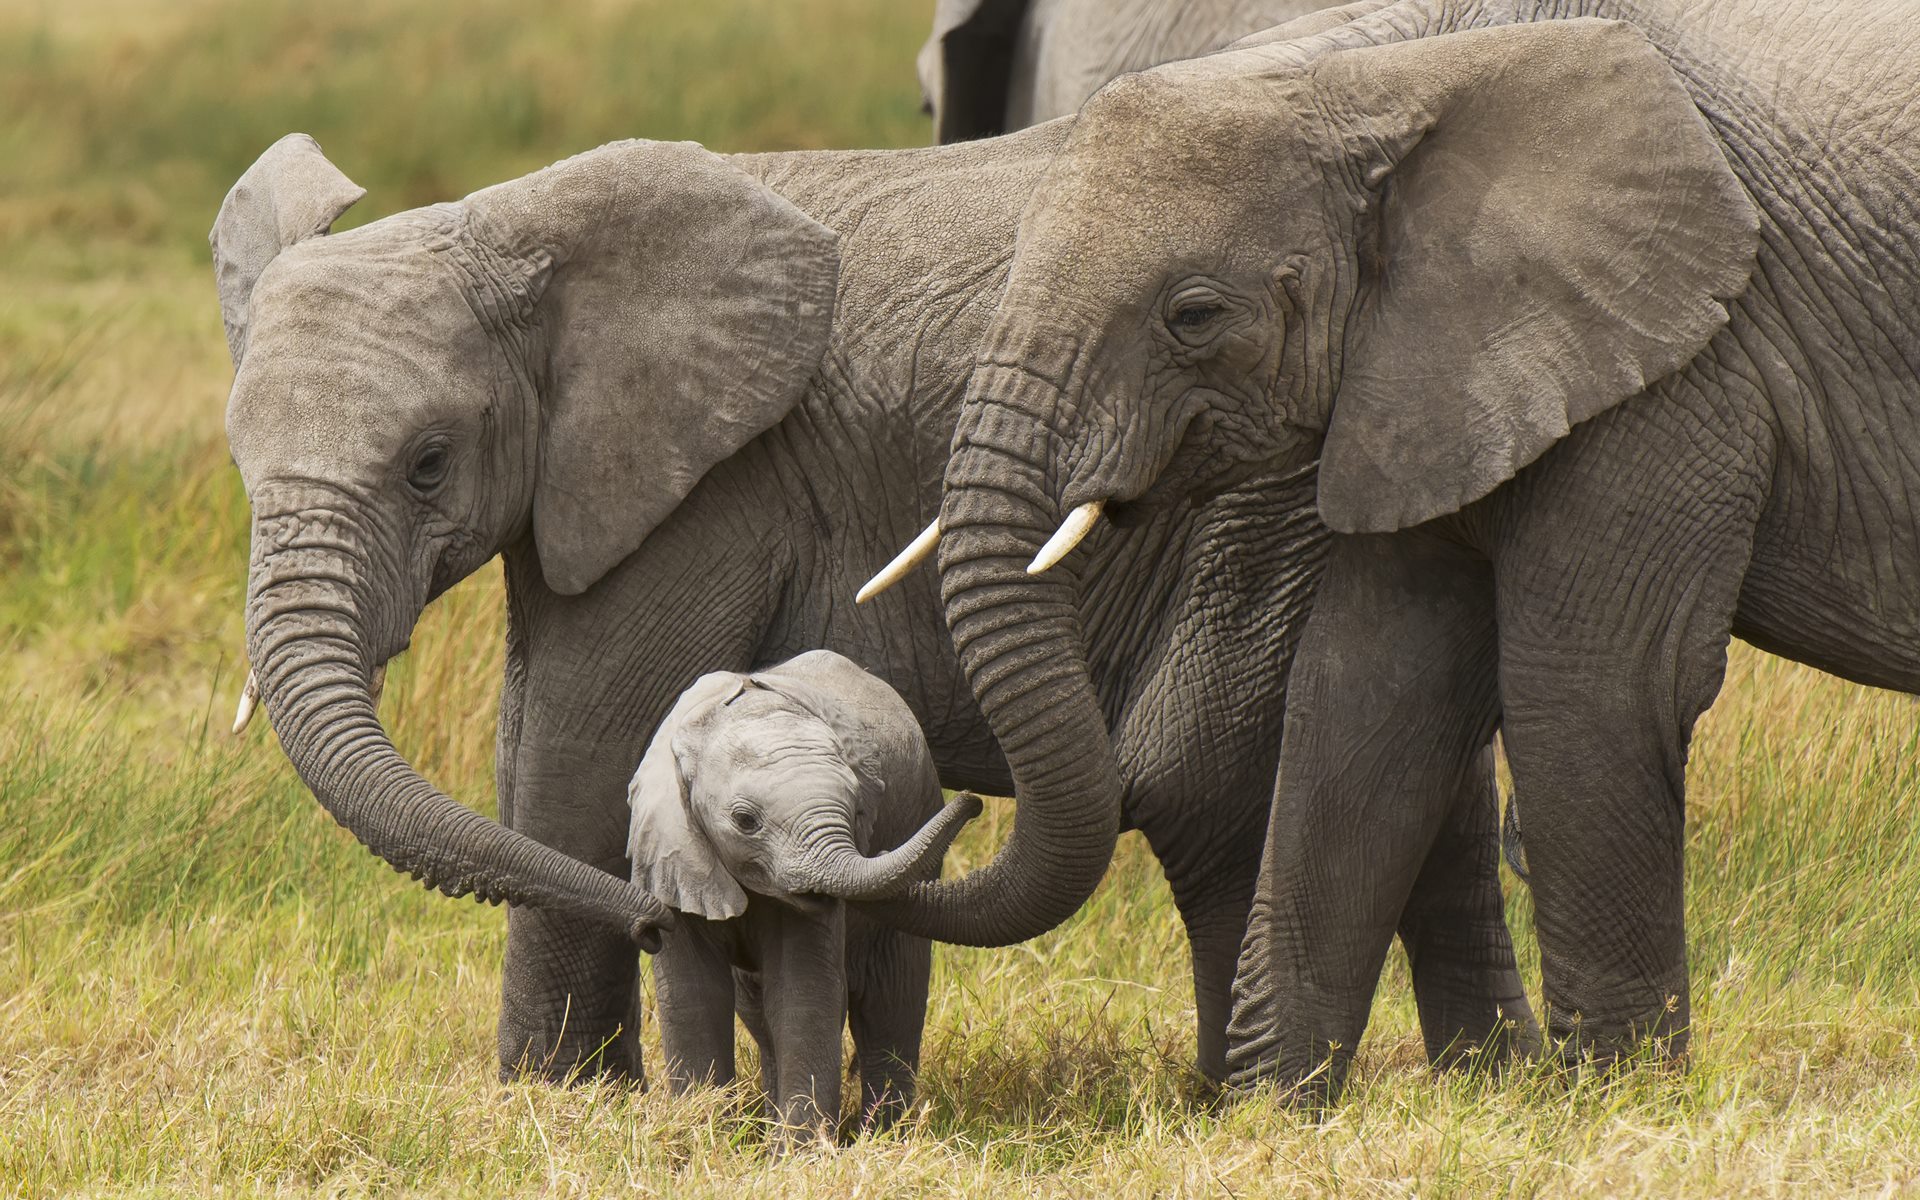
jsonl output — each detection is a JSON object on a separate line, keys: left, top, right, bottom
{"left": 709, "top": 707, "right": 848, "bottom": 776}
{"left": 228, "top": 244, "right": 499, "bottom": 475}
{"left": 1019, "top": 71, "right": 1327, "bottom": 288}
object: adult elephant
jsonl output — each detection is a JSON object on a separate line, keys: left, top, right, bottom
{"left": 918, "top": 0, "right": 1342, "bottom": 142}
{"left": 212, "top": 129, "right": 1531, "bottom": 1084}
{"left": 898, "top": 0, "right": 1920, "bottom": 1100}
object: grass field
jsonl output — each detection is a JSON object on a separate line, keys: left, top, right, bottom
{"left": 2, "top": 1, "right": 1918, "bottom": 1194}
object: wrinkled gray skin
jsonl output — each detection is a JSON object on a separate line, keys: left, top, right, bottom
{"left": 213, "top": 117, "right": 1536, "bottom": 1086}
{"left": 628, "top": 651, "right": 980, "bottom": 1140}
{"left": 218, "top": 126, "right": 1528, "bottom": 1087}
{"left": 925, "top": 0, "right": 1920, "bottom": 1099}
{"left": 918, "top": 0, "right": 1340, "bottom": 142}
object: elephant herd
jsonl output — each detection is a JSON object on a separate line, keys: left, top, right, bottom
{"left": 213, "top": 0, "right": 1920, "bottom": 1139}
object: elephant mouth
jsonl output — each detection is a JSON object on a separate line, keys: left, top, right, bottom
{"left": 774, "top": 890, "right": 835, "bottom": 917}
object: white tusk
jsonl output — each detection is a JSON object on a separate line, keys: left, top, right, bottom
{"left": 370, "top": 664, "right": 387, "bottom": 709}
{"left": 855, "top": 518, "right": 941, "bottom": 604}
{"left": 231, "top": 669, "right": 260, "bottom": 736}
{"left": 1027, "top": 501, "right": 1105, "bottom": 575}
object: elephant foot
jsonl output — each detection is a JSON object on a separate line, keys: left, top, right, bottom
{"left": 1541, "top": 1004, "right": 1691, "bottom": 1079}
{"left": 497, "top": 1031, "right": 643, "bottom": 1089}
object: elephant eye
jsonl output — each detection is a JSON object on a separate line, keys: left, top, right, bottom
{"left": 1165, "top": 284, "right": 1231, "bottom": 341}
{"left": 408, "top": 442, "right": 451, "bottom": 492}
{"left": 729, "top": 804, "right": 762, "bottom": 835}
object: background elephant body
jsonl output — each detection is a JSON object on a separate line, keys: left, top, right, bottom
{"left": 919, "top": 0, "right": 1343, "bottom": 142}
{"left": 628, "top": 653, "right": 979, "bottom": 1137}
{"left": 914, "top": 0, "right": 1920, "bottom": 1099}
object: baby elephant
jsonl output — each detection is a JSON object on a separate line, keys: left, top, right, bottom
{"left": 627, "top": 650, "right": 981, "bottom": 1139}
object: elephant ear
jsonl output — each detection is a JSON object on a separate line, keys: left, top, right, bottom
{"left": 920, "top": 0, "right": 1031, "bottom": 142}
{"left": 753, "top": 650, "right": 909, "bottom": 846}
{"left": 1311, "top": 19, "right": 1757, "bottom": 534}
{"left": 464, "top": 140, "right": 841, "bottom": 596}
{"left": 627, "top": 672, "right": 751, "bottom": 921}
{"left": 208, "top": 133, "right": 365, "bottom": 366}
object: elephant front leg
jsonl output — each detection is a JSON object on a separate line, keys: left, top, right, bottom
{"left": 656, "top": 919, "right": 738, "bottom": 1091}
{"left": 1226, "top": 531, "right": 1500, "bottom": 1101}
{"left": 1397, "top": 742, "right": 1540, "bottom": 1069}
{"left": 497, "top": 745, "right": 649, "bottom": 1085}
{"left": 498, "top": 908, "right": 641, "bottom": 1084}
{"left": 1137, "top": 808, "right": 1263, "bottom": 1085}
{"left": 746, "top": 899, "right": 849, "bottom": 1148}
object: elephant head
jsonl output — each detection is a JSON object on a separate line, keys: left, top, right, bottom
{"left": 872, "top": 16, "right": 1757, "bottom": 942}
{"left": 627, "top": 668, "right": 982, "bottom": 919}
{"left": 212, "top": 134, "right": 841, "bottom": 942}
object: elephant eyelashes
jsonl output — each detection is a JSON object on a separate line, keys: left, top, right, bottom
{"left": 730, "top": 804, "right": 762, "bottom": 834}
{"left": 1165, "top": 283, "right": 1232, "bottom": 345}
{"left": 407, "top": 442, "right": 451, "bottom": 492}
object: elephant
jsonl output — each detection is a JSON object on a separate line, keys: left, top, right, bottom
{"left": 628, "top": 651, "right": 981, "bottom": 1138}
{"left": 918, "top": 0, "right": 1347, "bottom": 143}
{"left": 212, "top": 122, "right": 1535, "bottom": 1087}
{"left": 891, "top": 0, "right": 1920, "bottom": 1101}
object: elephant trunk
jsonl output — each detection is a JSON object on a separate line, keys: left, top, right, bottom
{"left": 244, "top": 495, "right": 671, "bottom": 948}
{"left": 864, "top": 364, "right": 1126, "bottom": 946}
{"left": 799, "top": 792, "right": 984, "bottom": 902}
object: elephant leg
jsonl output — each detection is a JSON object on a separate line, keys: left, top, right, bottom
{"left": 1139, "top": 808, "right": 1263, "bottom": 1085}
{"left": 745, "top": 900, "right": 848, "bottom": 1146}
{"left": 496, "top": 745, "right": 646, "bottom": 1084}
{"left": 1226, "top": 530, "right": 1500, "bottom": 1100}
{"left": 845, "top": 910, "right": 929, "bottom": 1132}
{"left": 1489, "top": 388, "right": 1764, "bottom": 1068}
{"left": 655, "top": 920, "right": 738, "bottom": 1091}
{"left": 1396, "top": 742, "right": 1540, "bottom": 1068}
{"left": 1496, "top": 531, "right": 1754, "bottom": 1067}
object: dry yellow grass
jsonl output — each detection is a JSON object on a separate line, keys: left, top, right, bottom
{"left": 2, "top": 1, "right": 1917, "bottom": 1195}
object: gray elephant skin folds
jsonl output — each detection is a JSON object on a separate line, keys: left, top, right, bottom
{"left": 201, "top": 0, "right": 1920, "bottom": 1146}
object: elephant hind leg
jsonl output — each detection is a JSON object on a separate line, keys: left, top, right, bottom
{"left": 1396, "top": 742, "right": 1540, "bottom": 1070}
{"left": 1226, "top": 530, "right": 1501, "bottom": 1098}
{"left": 846, "top": 911, "right": 931, "bottom": 1132}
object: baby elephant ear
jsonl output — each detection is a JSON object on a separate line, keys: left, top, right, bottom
{"left": 627, "top": 673, "right": 749, "bottom": 921}
{"left": 464, "top": 140, "right": 841, "bottom": 597}
{"left": 208, "top": 134, "right": 365, "bottom": 367}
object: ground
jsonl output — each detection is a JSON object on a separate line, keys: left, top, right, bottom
{"left": 1, "top": 1, "right": 1917, "bottom": 1195}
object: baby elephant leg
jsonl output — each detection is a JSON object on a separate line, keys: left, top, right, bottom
{"left": 846, "top": 910, "right": 931, "bottom": 1131}
{"left": 743, "top": 900, "right": 848, "bottom": 1148}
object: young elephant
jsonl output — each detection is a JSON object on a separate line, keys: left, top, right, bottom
{"left": 628, "top": 651, "right": 981, "bottom": 1137}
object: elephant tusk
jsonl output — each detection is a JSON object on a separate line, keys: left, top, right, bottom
{"left": 231, "top": 668, "right": 260, "bottom": 736}
{"left": 1027, "top": 501, "right": 1104, "bottom": 575}
{"left": 855, "top": 518, "right": 941, "bottom": 604}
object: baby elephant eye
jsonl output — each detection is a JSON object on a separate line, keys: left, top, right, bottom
{"left": 729, "top": 805, "right": 762, "bottom": 835}
{"left": 408, "top": 443, "right": 451, "bottom": 492}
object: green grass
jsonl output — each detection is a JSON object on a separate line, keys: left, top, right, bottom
{"left": 2, "top": 1, "right": 1918, "bottom": 1194}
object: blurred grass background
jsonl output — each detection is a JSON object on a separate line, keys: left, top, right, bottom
{"left": 0, "top": 0, "right": 1916, "bottom": 1195}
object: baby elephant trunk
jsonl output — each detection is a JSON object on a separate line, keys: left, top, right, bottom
{"left": 801, "top": 792, "right": 984, "bottom": 902}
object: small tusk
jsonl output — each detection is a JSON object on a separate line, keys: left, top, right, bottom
{"left": 231, "top": 669, "right": 260, "bottom": 736}
{"left": 1027, "top": 501, "right": 1105, "bottom": 575}
{"left": 855, "top": 518, "right": 941, "bottom": 604}
{"left": 370, "top": 664, "right": 387, "bottom": 709}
